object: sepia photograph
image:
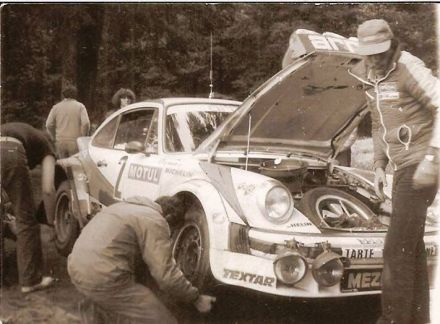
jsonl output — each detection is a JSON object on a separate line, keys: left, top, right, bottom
{"left": 1, "top": 2, "right": 439, "bottom": 323}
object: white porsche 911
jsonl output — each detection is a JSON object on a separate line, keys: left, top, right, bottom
{"left": 50, "top": 29, "right": 438, "bottom": 298}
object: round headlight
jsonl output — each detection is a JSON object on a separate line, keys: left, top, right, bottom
{"left": 265, "top": 186, "right": 292, "bottom": 223}
{"left": 274, "top": 253, "right": 307, "bottom": 285}
{"left": 312, "top": 252, "right": 344, "bottom": 287}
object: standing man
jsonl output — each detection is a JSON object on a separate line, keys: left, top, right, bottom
{"left": 46, "top": 85, "right": 90, "bottom": 158}
{"left": 349, "top": 19, "right": 440, "bottom": 324}
{"left": 68, "top": 196, "right": 216, "bottom": 323}
{"left": 0, "top": 122, "right": 56, "bottom": 293}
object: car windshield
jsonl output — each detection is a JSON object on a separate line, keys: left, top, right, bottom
{"left": 165, "top": 103, "right": 237, "bottom": 152}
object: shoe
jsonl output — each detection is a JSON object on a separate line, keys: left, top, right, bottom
{"left": 21, "top": 276, "right": 55, "bottom": 294}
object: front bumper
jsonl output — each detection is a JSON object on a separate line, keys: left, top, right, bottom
{"left": 209, "top": 227, "right": 438, "bottom": 298}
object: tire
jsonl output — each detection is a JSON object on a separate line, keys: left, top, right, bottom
{"left": 172, "top": 201, "right": 212, "bottom": 290}
{"left": 296, "top": 187, "right": 380, "bottom": 229}
{"left": 54, "top": 181, "right": 79, "bottom": 256}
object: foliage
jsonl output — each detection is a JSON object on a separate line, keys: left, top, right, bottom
{"left": 1, "top": 3, "right": 437, "bottom": 127}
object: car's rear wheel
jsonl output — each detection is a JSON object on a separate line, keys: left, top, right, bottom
{"left": 54, "top": 181, "right": 79, "bottom": 256}
{"left": 296, "top": 187, "right": 383, "bottom": 229}
{"left": 172, "top": 201, "right": 212, "bottom": 290}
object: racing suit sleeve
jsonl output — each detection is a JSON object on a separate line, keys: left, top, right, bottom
{"left": 370, "top": 107, "right": 389, "bottom": 170}
{"left": 402, "top": 55, "right": 440, "bottom": 149}
{"left": 136, "top": 217, "right": 199, "bottom": 303}
{"left": 46, "top": 107, "right": 56, "bottom": 140}
{"left": 80, "top": 104, "right": 90, "bottom": 136}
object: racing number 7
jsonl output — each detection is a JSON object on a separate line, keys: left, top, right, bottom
{"left": 114, "top": 156, "right": 128, "bottom": 199}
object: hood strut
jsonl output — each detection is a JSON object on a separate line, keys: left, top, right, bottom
{"left": 245, "top": 113, "right": 252, "bottom": 170}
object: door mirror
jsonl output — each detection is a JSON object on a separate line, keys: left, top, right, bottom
{"left": 125, "top": 141, "right": 145, "bottom": 154}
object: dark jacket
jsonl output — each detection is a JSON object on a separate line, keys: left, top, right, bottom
{"left": 67, "top": 196, "right": 199, "bottom": 302}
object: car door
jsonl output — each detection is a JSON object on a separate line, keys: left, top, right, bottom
{"left": 117, "top": 108, "right": 163, "bottom": 201}
{"left": 87, "top": 115, "right": 126, "bottom": 204}
{"left": 89, "top": 108, "right": 157, "bottom": 204}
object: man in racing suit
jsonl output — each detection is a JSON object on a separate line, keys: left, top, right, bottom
{"left": 349, "top": 19, "right": 440, "bottom": 324}
{"left": 67, "top": 195, "right": 216, "bottom": 323}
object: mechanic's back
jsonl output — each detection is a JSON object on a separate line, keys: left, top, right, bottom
{"left": 67, "top": 196, "right": 215, "bottom": 323}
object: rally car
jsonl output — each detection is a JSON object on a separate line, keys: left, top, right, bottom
{"left": 50, "top": 29, "right": 438, "bottom": 298}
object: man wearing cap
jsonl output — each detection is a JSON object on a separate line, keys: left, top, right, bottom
{"left": 349, "top": 19, "right": 440, "bottom": 324}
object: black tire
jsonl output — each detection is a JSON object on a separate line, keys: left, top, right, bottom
{"left": 172, "top": 201, "right": 212, "bottom": 290}
{"left": 296, "top": 187, "right": 378, "bottom": 229}
{"left": 54, "top": 181, "right": 79, "bottom": 256}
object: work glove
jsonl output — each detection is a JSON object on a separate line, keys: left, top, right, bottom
{"left": 194, "top": 294, "right": 216, "bottom": 313}
{"left": 374, "top": 167, "right": 387, "bottom": 202}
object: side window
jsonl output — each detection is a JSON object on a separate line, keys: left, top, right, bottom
{"left": 92, "top": 116, "right": 119, "bottom": 148}
{"left": 145, "top": 110, "right": 159, "bottom": 153}
{"left": 113, "top": 109, "right": 156, "bottom": 150}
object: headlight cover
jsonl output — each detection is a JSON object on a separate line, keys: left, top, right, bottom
{"left": 263, "top": 185, "right": 292, "bottom": 224}
{"left": 312, "top": 251, "right": 344, "bottom": 287}
{"left": 273, "top": 252, "right": 307, "bottom": 285}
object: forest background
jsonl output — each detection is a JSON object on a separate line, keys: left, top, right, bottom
{"left": 1, "top": 3, "right": 438, "bottom": 135}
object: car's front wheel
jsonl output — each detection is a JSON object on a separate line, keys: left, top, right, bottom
{"left": 172, "top": 201, "right": 212, "bottom": 289}
{"left": 54, "top": 181, "right": 79, "bottom": 256}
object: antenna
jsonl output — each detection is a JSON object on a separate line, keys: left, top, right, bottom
{"left": 209, "top": 32, "right": 214, "bottom": 99}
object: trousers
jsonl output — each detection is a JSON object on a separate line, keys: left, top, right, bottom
{"left": 56, "top": 139, "right": 78, "bottom": 158}
{"left": 75, "top": 282, "right": 178, "bottom": 324}
{"left": 0, "top": 141, "right": 43, "bottom": 286}
{"left": 377, "top": 164, "right": 437, "bottom": 324}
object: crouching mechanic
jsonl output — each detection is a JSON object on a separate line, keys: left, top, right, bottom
{"left": 67, "top": 196, "right": 216, "bottom": 323}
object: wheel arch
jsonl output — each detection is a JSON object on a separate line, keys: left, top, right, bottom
{"left": 167, "top": 179, "right": 242, "bottom": 252}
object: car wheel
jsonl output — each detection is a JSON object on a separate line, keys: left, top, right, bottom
{"left": 297, "top": 187, "right": 381, "bottom": 229}
{"left": 54, "top": 181, "right": 79, "bottom": 256}
{"left": 172, "top": 201, "right": 212, "bottom": 289}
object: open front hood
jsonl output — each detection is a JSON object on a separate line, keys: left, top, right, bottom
{"left": 199, "top": 30, "right": 367, "bottom": 159}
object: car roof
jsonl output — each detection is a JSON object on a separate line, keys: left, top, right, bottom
{"left": 119, "top": 97, "right": 241, "bottom": 113}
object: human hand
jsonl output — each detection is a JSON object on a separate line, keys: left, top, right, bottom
{"left": 413, "top": 159, "right": 439, "bottom": 189}
{"left": 193, "top": 294, "right": 216, "bottom": 313}
{"left": 374, "top": 168, "right": 387, "bottom": 201}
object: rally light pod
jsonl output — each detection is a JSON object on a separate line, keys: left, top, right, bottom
{"left": 273, "top": 250, "right": 307, "bottom": 285}
{"left": 312, "top": 250, "right": 344, "bottom": 287}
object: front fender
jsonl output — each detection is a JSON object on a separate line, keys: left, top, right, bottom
{"left": 165, "top": 179, "right": 245, "bottom": 251}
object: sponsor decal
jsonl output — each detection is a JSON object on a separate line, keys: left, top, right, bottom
{"left": 287, "top": 222, "right": 313, "bottom": 228}
{"left": 223, "top": 268, "right": 275, "bottom": 287}
{"left": 308, "top": 34, "right": 357, "bottom": 53}
{"left": 343, "top": 248, "right": 375, "bottom": 259}
{"left": 357, "top": 238, "right": 383, "bottom": 245}
{"left": 164, "top": 167, "right": 193, "bottom": 178}
{"left": 128, "top": 164, "right": 161, "bottom": 184}
{"left": 237, "top": 183, "right": 256, "bottom": 195}
{"left": 378, "top": 82, "right": 399, "bottom": 100}
{"left": 342, "top": 269, "right": 382, "bottom": 292}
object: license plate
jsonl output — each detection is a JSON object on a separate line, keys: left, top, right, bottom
{"left": 341, "top": 269, "right": 382, "bottom": 292}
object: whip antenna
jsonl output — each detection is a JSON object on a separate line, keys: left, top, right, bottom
{"left": 209, "top": 32, "right": 214, "bottom": 98}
